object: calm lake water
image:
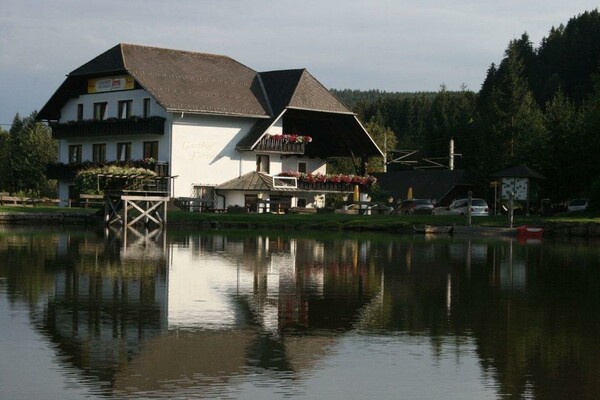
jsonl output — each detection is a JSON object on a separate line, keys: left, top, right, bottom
{"left": 0, "top": 226, "right": 599, "bottom": 400}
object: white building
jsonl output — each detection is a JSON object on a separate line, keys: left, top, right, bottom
{"left": 39, "top": 44, "right": 382, "bottom": 210}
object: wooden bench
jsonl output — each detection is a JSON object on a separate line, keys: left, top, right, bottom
{"left": 0, "top": 194, "right": 43, "bottom": 206}
{"left": 79, "top": 194, "right": 104, "bottom": 208}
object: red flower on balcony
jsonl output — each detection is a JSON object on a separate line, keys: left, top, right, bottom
{"left": 265, "top": 134, "right": 312, "bottom": 144}
{"left": 277, "top": 171, "right": 376, "bottom": 186}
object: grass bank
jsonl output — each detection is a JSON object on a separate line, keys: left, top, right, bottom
{"left": 1, "top": 206, "right": 599, "bottom": 236}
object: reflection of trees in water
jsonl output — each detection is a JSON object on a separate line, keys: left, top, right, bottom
{"left": 2, "top": 229, "right": 170, "bottom": 391}
{"left": 376, "top": 236, "right": 600, "bottom": 400}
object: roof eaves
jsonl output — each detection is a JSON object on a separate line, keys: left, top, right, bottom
{"left": 353, "top": 115, "right": 385, "bottom": 157}
{"left": 284, "top": 106, "right": 355, "bottom": 116}
{"left": 248, "top": 110, "right": 287, "bottom": 149}
{"left": 165, "top": 107, "right": 271, "bottom": 119}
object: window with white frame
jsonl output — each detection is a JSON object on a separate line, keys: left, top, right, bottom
{"left": 298, "top": 161, "right": 307, "bottom": 173}
{"left": 118, "top": 100, "right": 132, "bottom": 119}
{"left": 143, "top": 98, "right": 151, "bottom": 118}
{"left": 256, "top": 154, "right": 270, "bottom": 173}
{"left": 117, "top": 142, "right": 131, "bottom": 161}
{"left": 143, "top": 141, "right": 159, "bottom": 160}
{"left": 93, "top": 102, "right": 107, "bottom": 120}
{"left": 68, "top": 145, "right": 82, "bottom": 163}
{"left": 92, "top": 143, "right": 106, "bottom": 162}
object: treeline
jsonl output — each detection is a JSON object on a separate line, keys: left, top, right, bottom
{"left": 0, "top": 112, "right": 57, "bottom": 197}
{"left": 333, "top": 9, "right": 600, "bottom": 203}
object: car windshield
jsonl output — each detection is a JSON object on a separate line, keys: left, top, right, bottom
{"left": 414, "top": 199, "right": 431, "bottom": 205}
{"left": 472, "top": 199, "right": 487, "bottom": 206}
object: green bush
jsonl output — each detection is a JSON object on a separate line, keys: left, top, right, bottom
{"left": 75, "top": 165, "right": 156, "bottom": 194}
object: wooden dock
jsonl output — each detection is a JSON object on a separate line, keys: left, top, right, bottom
{"left": 104, "top": 191, "right": 169, "bottom": 228}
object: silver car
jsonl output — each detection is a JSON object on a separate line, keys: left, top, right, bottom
{"left": 444, "top": 198, "right": 490, "bottom": 216}
{"left": 567, "top": 198, "right": 589, "bottom": 212}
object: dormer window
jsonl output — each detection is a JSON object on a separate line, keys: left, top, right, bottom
{"left": 118, "top": 100, "right": 132, "bottom": 119}
{"left": 94, "top": 102, "right": 107, "bottom": 120}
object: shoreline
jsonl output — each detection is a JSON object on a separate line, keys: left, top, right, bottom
{"left": 1, "top": 211, "right": 600, "bottom": 237}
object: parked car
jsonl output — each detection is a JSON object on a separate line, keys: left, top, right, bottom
{"left": 396, "top": 199, "right": 435, "bottom": 215}
{"left": 567, "top": 198, "right": 589, "bottom": 212}
{"left": 435, "top": 198, "right": 490, "bottom": 216}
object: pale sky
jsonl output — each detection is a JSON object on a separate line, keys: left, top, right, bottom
{"left": 1, "top": 0, "right": 598, "bottom": 127}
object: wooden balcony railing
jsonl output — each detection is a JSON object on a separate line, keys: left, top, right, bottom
{"left": 254, "top": 137, "right": 306, "bottom": 154}
{"left": 50, "top": 116, "right": 165, "bottom": 139}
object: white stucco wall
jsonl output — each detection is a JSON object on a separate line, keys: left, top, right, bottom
{"left": 170, "top": 114, "right": 259, "bottom": 197}
{"left": 60, "top": 89, "right": 166, "bottom": 122}
{"left": 281, "top": 157, "right": 326, "bottom": 174}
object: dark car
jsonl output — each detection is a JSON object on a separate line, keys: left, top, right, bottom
{"left": 396, "top": 199, "right": 435, "bottom": 215}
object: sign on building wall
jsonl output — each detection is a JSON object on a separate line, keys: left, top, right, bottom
{"left": 501, "top": 177, "right": 529, "bottom": 201}
{"left": 88, "top": 75, "right": 135, "bottom": 93}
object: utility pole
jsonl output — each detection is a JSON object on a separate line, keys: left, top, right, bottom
{"left": 383, "top": 132, "right": 387, "bottom": 173}
{"left": 449, "top": 138, "right": 455, "bottom": 170}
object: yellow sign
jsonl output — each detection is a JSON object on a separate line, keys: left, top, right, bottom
{"left": 88, "top": 75, "right": 134, "bottom": 93}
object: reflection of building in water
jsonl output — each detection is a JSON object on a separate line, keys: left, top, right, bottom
{"left": 38, "top": 231, "right": 382, "bottom": 395}
{"left": 42, "top": 231, "right": 168, "bottom": 384}
{"left": 167, "top": 235, "right": 380, "bottom": 333}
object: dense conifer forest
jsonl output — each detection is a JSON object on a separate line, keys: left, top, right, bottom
{"left": 331, "top": 9, "right": 600, "bottom": 204}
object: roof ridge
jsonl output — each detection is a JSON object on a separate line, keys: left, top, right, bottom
{"left": 119, "top": 42, "right": 234, "bottom": 61}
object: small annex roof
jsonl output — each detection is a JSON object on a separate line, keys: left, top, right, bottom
{"left": 39, "top": 43, "right": 271, "bottom": 120}
{"left": 215, "top": 171, "right": 301, "bottom": 192}
{"left": 490, "top": 164, "right": 546, "bottom": 179}
{"left": 374, "top": 169, "right": 475, "bottom": 203}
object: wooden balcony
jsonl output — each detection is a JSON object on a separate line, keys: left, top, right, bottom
{"left": 297, "top": 181, "right": 354, "bottom": 192}
{"left": 254, "top": 137, "right": 306, "bottom": 154}
{"left": 50, "top": 116, "right": 165, "bottom": 139}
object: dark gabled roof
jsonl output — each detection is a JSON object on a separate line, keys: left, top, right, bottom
{"left": 70, "top": 45, "right": 126, "bottom": 76}
{"left": 259, "top": 69, "right": 352, "bottom": 115}
{"left": 37, "top": 43, "right": 383, "bottom": 157}
{"left": 39, "top": 44, "right": 354, "bottom": 121}
{"left": 490, "top": 164, "right": 546, "bottom": 179}
{"left": 374, "top": 169, "right": 475, "bottom": 202}
{"left": 39, "top": 44, "right": 272, "bottom": 120}
{"left": 215, "top": 171, "right": 301, "bottom": 192}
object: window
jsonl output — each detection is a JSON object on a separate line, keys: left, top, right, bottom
{"left": 245, "top": 194, "right": 258, "bottom": 212}
{"left": 256, "top": 155, "right": 270, "bottom": 173}
{"left": 143, "top": 141, "right": 159, "bottom": 160}
{"left": 118, "top": 100, "right": 132, "bottom": 119}
{"left": 93, "top": 102, "right": 107, "bottom": 120}
{"left": 298, "top": 161, "right": 307, "bottom": 173}
{"left": 77, "top": 104, "right": 84, "bottom": 121}
{"left": 117, "top": 142, "right": 131, "bottom": 161}
{"left": 143, "top": 98, "right": 151, "bottom": 118}
{"left": 92, "top": 143, "right": 106, "bottom": 162}
{"left": 68, "top": 145, "right": 82, "bottom": 163}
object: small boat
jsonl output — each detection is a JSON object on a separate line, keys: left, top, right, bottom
{"left": 413, "top": 225, "right": 453, "bottom": 234}
{"left": 516, "top": 225, "right": 544, "bottom": 237}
